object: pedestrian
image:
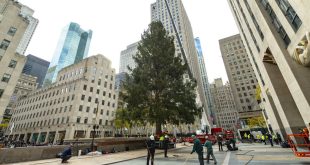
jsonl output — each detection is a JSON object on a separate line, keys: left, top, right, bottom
{"left": 256, "top": 134, "right": 261, "bottom": 143}
{"left": 146, "top": 135, "right": 156, "bottom": 165}
{"left": 261, "top": 134, "right": 266, "bottom": 145}
{"left": 267, "top": 133, "right": 273, "bottom": 147}
{"left": 163, "top": 135, "right": 169, "bottom": 157}
{"left": 276, "top": 132, "right": 282, "bottom": 143}
{"left": 60, "top": 144, "right": 72, "bottom": 163}
{"left": 272, "top": 133, "right": 278, "bottom": 145}
{"left": 247, "top": 134, "right": 251, "bottom": 143}
{"left": 204, "top": 136, "right": 217, "bottom": 164}
{"left": 217, "top": 135, "right": 223, "bottom": 151}
{"left": 230, "top": 138, "right": 236, "bottom": 150}
{"left": 190, "top": 135, "right": 204, "bottom": 165}
{"left": 243, "top": 132, "right": 247, "bottom": 142}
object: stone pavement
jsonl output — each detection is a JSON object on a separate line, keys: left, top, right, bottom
{"left": 6, "top": 142, "right": 310, "bottom": 165}
{"left": 6, "top": 143, "right": 189, "bottom": 165}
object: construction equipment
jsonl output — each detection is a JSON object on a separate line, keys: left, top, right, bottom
{"left": 287, "top": 133, "right": 310, "bottom": 157}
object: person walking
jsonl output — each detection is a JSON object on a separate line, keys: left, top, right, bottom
{"left": 204, "top": 136, "right": 217, "bottom": 164}
{"left": 267, "top": 133, "right": 274, "bottom": 147}
{"left": 146, "top": 135, "right": 156, "bottom": 165}
{"left": 190, "top": 135, "right": 204, "bottom": 165}
{"left": 261, "top": 134, "right": 266, "bottom": 145}
{"left": 247, "top": 134, "right": 252, "bottom": 143}
{"left": 163, "top": 135, "right": 169, "bottom": 157}
{"left": 276, "top": 132, "right": 282, "bottom": 143}
{"left": 60, "top": 144, "right": 72, "bottom": 163}
{"left": 217, "top": 135, "right": 223, "bottom": 151}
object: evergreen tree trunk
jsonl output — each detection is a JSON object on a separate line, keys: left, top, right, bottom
{"left": 156, "top": 122, "right": 161, "bottom": 135}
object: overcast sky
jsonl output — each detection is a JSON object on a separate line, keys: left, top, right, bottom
{"left": 19, "top": 0, "right": 239, "bottom": 83}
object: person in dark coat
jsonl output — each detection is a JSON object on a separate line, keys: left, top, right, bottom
{"left": 190, "top": 135, "right": 204, "bottom": 165}
{"left": 146, "top": 135, "right": 156, "bottom": 165}
{"left": 217, "top": 135, "right": 223, "bottom": 151}
{"left": 267, "top": 133, "right": 273, "bottom": 147}
{"left": 61, "top": 144, "right": 72, "bottom": 163}
{"left": 163, "top": 135, "right": 169, "bottom": 157}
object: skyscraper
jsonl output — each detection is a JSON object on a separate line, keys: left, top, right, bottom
{"left": 0, "top": 0, "right": 38, "bottom": 124}
{"left": 151, "top": 0, "right": 211, "bottom": 127}
{"left": 228, "top": 0, "right": 310, "bottom": 137}
{"left": 15, "top": 5, "right": 38, "bottom": 55}
{"left": 194, "top": 37, "right": 215, "bottom": 124}
{"left": 219, "top": 34, "right": 261, "bottom": 128}
{"left": 210, "top": 78, "right": 239, "bottom": 132}
{"left": 119, "top": 41, "right": 139, "bottom": 74}
{"left": 22, "top": 54, "right": 50, "bottom": 88}
{"left": 43, "top": 22, "right": 92, "bottom": 86}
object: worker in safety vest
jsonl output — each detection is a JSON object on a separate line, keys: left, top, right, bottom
{"left": 261, "top": 134, "right": 266, "bottom": 145}
{"left": 256, "top": 134, "right": 261, "bottom": 143}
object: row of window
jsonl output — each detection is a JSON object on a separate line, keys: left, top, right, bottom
{"left": 260, "top": 0, "right": 291, "bottom": 47}
{"left": 236, "top": 0, "right": 261, "bottom": 52}
{"left": 12, "top": 105, "right": 73, "bottom": 121}
{"left": 18, "top": 83, "right": 77, "bottom": 106}
{"left": 76, "top": 117, "right": 110, "bottom": 126}
{"left": 12, "top": 117, "right": 70, "bottom": 130}
{"left": 244, "top": 0, "right": 264, "bottom": 40}
{"left": 78, "top": 105, "right": 114, "bottom": 116}
{"left": 15, "top": 94, "right": 76, "bottom": 114}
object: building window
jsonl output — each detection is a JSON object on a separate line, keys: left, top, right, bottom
{"left": 259, "top": 0, "right": 291, "bottom": 47}
{"left": 90, "top": 87, "right": 93, "bottom": 92}
{"left": 0, "top": 39, "right": 10, "bottom": 50}
{"left": 86, "top": 106, "right": 90, "bottom": 112}
{"left": 1, "top": 73, "right": 11, "bottom": 82}
{"left": 7, "top": 27, "right": 17, "bottom": 36}
{"left": 0, "top": 89, "right": 3, "bottom": 98}
{"left": 79, "top": 105, "right": 83, "bottom": 111}
{"left": 8, "top": 60, "right": 17, "bottom": 68}
{"left": 84, "top": 118, "right": 88, "bottom": 124}
{"left": 77, "top": 117, "right": 81, "bottom": 123}
{"left": 81, "top": 94, "right": 85, "bottom": 100}
{"left": 276, "top": 0, "right": 302, "bottom": 31}
{"left": 83, "top": 85, "right": 87, "bottom": 90}
{"left": 88, "top": 96, "right": 91, "bottom": 102}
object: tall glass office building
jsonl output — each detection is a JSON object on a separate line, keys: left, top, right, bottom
{"left": 43, "top": 22, "right": 92, "bottom": 86}
{"left": 194, "top": 37, "right": 215, "bottom": 124}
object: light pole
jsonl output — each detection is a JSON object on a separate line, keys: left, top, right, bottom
{"left": 91, "top": 125, "right": 99, "bottom": 151}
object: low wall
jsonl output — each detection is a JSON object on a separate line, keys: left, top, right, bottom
{"left": 0, "top": 137, "right": 147, "bottom": 164}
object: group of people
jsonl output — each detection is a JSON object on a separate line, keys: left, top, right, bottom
{"left": 243, "top": 132, "right": 282, "bottom": 147}
{"left": 191, "top": 135, "right": 217, "bottom": 165}
{"left": 216, "top": 134, "right": 236, "bottom": 152}
{"left": 146, "top": 135, "right": 171, "bottom": 165}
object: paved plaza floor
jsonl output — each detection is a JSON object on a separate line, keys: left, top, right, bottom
{"left": 6, "top": 142, "right": 310, "bottom": 165}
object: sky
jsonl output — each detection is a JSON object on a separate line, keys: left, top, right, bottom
{"left": 19, "top": 0, "right": 239, "bottom": 83}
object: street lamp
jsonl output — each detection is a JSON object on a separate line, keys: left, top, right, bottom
{"left": 91, "top": 125, "right": 99, "bottom": 151}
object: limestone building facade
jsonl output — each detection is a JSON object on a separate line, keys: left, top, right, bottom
{"left": 0, "top": 0, "right": 37, "bottom": 124}
{"left": 219, "top": 34, "right": 261, "bottom": 128}
{"left": 210, "top": 78, "right": 239, "bottom": 132}
{"left": 7, "top": 55, "right": 117, "bottom": 143}
{"left": 228, "top": 0, "right": 310, "bottom": 137}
